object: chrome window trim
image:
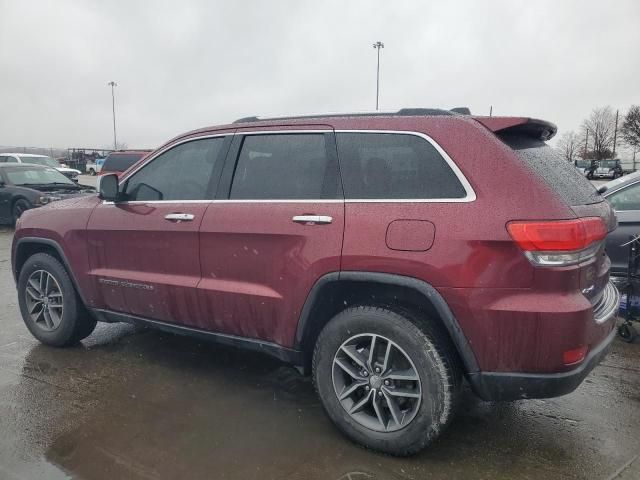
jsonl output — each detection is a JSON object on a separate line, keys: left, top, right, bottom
{"left": 104, "top": 128, "right": 476, "bottom": 205}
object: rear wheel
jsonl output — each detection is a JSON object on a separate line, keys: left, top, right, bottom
{"left": 313, "top": 306, "right": 461, "bottom": 456}
{"left": 88, "top": 168, "right": 96, "bottom": 176}
{"left": 17, "top": 253, "right": 97, "bottom": 347}
{"left": 12, "top": 199, "right": 31, "bottom": 226}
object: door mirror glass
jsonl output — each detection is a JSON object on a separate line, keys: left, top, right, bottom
{"left": 99, "top": 174, "right": 119, "bottom": 201}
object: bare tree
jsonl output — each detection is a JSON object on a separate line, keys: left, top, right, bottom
{"left": 556, "top": 131, "right": 581, "bottom": 162}
{"left": 581, "top": 106, "right": 616, "bottom": 160}
{"left": 621, "top": 105, "right": 640, "bottom": 150}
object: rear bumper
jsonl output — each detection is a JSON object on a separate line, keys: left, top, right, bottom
{"left": 468, "top": 321, "right": 617, "bottom": 401}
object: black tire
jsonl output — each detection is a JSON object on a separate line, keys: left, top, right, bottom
{"left": 89, "top": 168, "right": 96, "bottom": 176}
{"left": 313, "top": 306, "right": 462, "bottom": 456}
{"left": 12, "top": 199, "right": 32, "bottom": 226}
{"left": 17, "top": 253, "right": 97, "bottom": 347}
{"left": 618, "top": 323, "right": 638, "bottom": 343}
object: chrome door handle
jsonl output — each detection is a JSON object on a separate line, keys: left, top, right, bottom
{"left": 164, "top": 213, "right": 195, "bottom": 222}
{"left": 292, "top": 215, "right": 333, "bottom": 225}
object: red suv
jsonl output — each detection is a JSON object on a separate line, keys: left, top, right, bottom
{"left": 99, "top": 150, "right": 150, "bottom": 175}
{"left": 11, "top": 109, "right": 619, "bottom": 456}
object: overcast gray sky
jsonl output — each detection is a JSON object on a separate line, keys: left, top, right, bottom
{"left": 1, "top": 0, "right": 639, "bottom": 150}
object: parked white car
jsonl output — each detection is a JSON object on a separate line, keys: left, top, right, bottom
{"left": 0, "top": 153, "right": 81, "bottom": 182}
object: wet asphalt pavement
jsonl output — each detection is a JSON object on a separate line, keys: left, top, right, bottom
{"left": 0, "top": 226, "right": 639, "bottom": 480}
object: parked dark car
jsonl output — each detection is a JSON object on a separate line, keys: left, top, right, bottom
{"left": 99, "top": 150, "right": 150, "bottom": 176}
{"left": 0, "top": 164, "right": 95, "bottom": 225}
{"left": 11, "top": 109, "right": 619, "bottom": 456}
{"left": 600, "top": 171, "right": 640, "bottom": 276}
{"left": 590, "top": 158, "right": 623, "bottom": 179}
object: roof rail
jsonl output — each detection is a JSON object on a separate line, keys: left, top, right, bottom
{"left": 232, "top": 107, "right": 469, "bottom": 124}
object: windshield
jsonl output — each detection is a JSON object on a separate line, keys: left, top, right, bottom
{"left": 18, "top": 156, "right": 60, "bottom": 168}
{"left": 600, "top": 160, "right": 617, "bottom": 168}
{"left": 5, "top": 166, "right": 75, "bottom": 186}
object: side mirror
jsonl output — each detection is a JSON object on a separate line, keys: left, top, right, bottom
{"left": 98, "top": 174, "right": 119, "bottom": 201}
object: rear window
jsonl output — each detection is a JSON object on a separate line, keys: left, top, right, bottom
{"left": 103, "top": 153, "right": 145, "bottom": 172}
{"left": 501, "top": 134, "right": 601, "bottom": 206}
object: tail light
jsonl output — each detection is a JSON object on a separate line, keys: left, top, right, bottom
{"left": 507, "top": 217, "right": 607, "bottom": 266}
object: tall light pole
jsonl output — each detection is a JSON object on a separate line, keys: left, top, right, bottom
{"left": 107, "top": 81, "right": 118, "bottom": 150}
{"left": 373, "top": 41, "right": 384, "bottom": 110}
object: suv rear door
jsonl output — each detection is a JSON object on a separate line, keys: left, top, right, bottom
{"left": 196, "top": 127, "right": 344, "bottom": 347}
{"left": 86, "top": 134, "right": 232, "bottom": 322}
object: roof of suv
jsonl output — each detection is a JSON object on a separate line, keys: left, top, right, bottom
{"left": 107, "top": 150, "right": 152, "bottom": 155}
{"left": 164, "top": 108, "right": 557, "bottom": 147}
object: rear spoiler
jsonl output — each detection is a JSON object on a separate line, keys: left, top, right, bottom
{"left": 473, "top": 117, "right": 557, "bottom": 141}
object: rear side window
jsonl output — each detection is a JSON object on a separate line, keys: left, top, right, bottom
{"left": 501, "top": 134, "right": 601, "bottom": 206}
{"left": 124, "top": 138, "right": 224, "bottom": 201}
{"left": 230, "top": 134, "right": 339, "bottom": 200}
{"left": 103, "top": 153, "right": 145, "bottom": 172}
{"left": 336, "top": 133, "right": 467, "bottom": 199}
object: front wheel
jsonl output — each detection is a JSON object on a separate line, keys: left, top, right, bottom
{"left": 88, "top": 168, "right": 96, "bottom": 176}
{"left": 17, "top": 253, "right": 97, "bottom": 347}
{"left": 313, "top": 306, "right": 461, "bottom": 456}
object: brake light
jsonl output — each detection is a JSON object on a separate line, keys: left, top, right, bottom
{"left": 507, "top": 217, "right": 607, "bottom": 266}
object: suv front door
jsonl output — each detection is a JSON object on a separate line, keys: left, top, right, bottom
{"left": 196, "top": 128, "right": 344, "bottom": 347}
{"left": 86, "top": 134, "right": 232, "bottom": 323}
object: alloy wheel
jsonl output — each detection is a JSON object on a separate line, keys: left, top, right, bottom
{"left": 332, "top": 333, "right": 422, "bottom": 432}
{"left": 24, "top": 270, "right": 64, "bottom": 331}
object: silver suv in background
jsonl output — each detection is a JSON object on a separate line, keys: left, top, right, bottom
{"left": 0, "top": 153, "right": 81, "bottom": 182}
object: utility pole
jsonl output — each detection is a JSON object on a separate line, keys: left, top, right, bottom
{"left": 612, "top": 109, "right": 619, "bottom": 157}
{"left": 584, "top": 129, "right": 589, "bottom": 159}
{"left": 489, "top": 105, "right": 493, "bottom": 117}
{"left": 373, "top": 41, "right": 384, "bottom": 110}
{"left": 107, "top": 81, "right": 118, "bottom": 150}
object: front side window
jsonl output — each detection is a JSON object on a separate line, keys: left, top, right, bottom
{"left": 230, "top": 134, "right": 338, "bottom": 200}
{"left": 123, "top": 138, "right": 224, "bottom": 201}
{"left": 607, "top": 183, "right": 640, "bottom": 211}
{"left": 336, "top": 132, "right": 467, "bottom": 199}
